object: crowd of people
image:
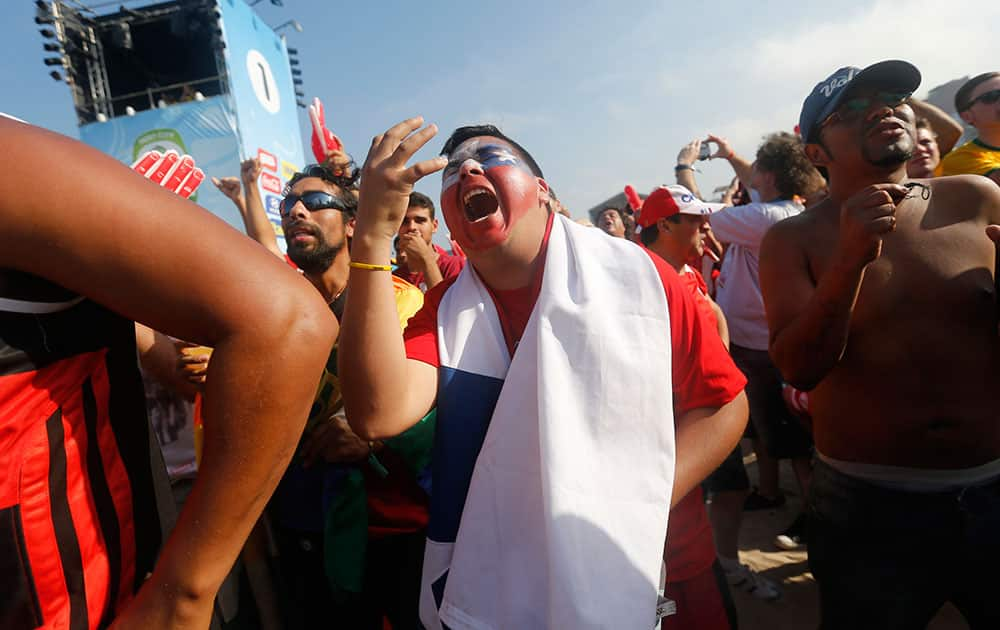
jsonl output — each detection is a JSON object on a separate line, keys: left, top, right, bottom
{"left": 1, "top": 60, "right": 999, "bottom": 630}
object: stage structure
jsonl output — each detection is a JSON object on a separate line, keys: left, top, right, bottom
{"left": 36, "top": 0, "right": 303, "bottom": 246}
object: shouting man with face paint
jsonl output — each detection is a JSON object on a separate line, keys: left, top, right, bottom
{"left": 761, "top": 60, "right": 1000, "bottom": 629}
{"left": 339, "top": 118, "right": 749, "bottom": 629}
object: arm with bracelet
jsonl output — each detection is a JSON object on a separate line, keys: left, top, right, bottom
{"left": 340, "top": 118, "right": 445, "bottom": 440}
{"left": 674, "top": 139, "right": 703, "bottom": 199}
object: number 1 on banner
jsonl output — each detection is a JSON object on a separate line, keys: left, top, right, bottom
{"left": 131, "top": 150, "right": 205, "bottom": 199}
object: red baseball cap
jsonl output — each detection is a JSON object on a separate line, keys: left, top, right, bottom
{"left": 636, "top": 185, "right": 725, "bottom": 229}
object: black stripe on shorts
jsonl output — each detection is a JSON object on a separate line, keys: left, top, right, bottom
{"left": 83, "top": 377, "right": 121, "bottom": 627}
{"left": 46, "top": 408, "right": 89, "bottom": 630}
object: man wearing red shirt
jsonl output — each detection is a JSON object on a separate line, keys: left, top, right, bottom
{"left": 394, "top": 192, "right": 465, "bottom": 291}
{"left": 638, "top": 184, "right": 756, "bottom": 628}
{"left": 340, "top": 118, "right": 748, "bottom": 628}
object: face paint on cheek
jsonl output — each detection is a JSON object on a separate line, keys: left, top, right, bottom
{"left": 440, "top": 139, "right": 541, "bottom": 252}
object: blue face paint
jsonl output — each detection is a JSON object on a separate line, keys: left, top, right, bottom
{"left": 441, "top": 141, "right": 530, "bottom": 190}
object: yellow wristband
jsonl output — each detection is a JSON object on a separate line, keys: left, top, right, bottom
{"left": 349, "top": 261, "right": 392, "bottom": 272}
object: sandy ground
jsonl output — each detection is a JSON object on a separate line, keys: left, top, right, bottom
{"left": 731, "top": 448, "right": 969, "bottom": 630}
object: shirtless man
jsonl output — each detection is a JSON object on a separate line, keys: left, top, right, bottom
{"left": 760, "top": 60, "right": 1000, "bottom": 629}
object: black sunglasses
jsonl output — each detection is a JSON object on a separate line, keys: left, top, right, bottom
{"left": 968, "top": 89, "right": 1000, "bottom": 109}
{"left": 280, "top": 190, "right": 349, "bottom": 217}
{"left": 821, "top": 91, "right": 912, "bottom": 130}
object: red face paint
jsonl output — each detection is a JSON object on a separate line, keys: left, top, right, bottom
{"left": 440, "top": 138, "right": 540, "bottom": 252}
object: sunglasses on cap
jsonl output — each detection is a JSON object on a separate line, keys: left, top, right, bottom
{"left": 279, "top": 190, "right": 350, "bottom": 217}
{"left": 820, "top": 91, "right": 913, "bottom": 131}
{"left": 968, "top": 89, "right": 1000, "bottom": 109}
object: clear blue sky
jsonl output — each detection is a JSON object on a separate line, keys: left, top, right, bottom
{"left": 4, "top": 0, "right": 998, "bottom": 224}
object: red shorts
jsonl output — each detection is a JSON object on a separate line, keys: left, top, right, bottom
{"left": 661, "top": 561, "right": 737, "bottom": 630}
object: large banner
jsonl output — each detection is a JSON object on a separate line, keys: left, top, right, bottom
{"left": 219, "top": 0, "right": 306, "bottom": 248}
{"left": 79, "top": 97, "right": 246, "bottom": 231}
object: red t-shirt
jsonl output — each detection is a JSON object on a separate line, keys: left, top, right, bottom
{"left": 665, "top": 263, "right": 729, "bottom": 582}
{"left": 403, "top": 221, "right": 746, "bottom": 581}
{"left": 678, "top": 264, "right": 718, "bottom": 331}
{"left": 394, "top": 244, "right": 466, "bottom": 292}
{"left": 404, "top": 233, "right": 744, "bottom": 415}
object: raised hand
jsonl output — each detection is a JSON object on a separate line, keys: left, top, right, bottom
{"left": 308, "top": 97, "right": 344, "bottom": 164}
{"left": 356, "top": 117, "right": 446, "bottom": 240}
{"left": 175, "top": 340, "right": 211, "bottom": 390}
{"left": 705, "top": 134, "right": 734, "bottom": 160}
{"left": 239, "top": 157, "right": 262, "bottom": 187}
{"left": 323, "top": 149, "right": 354, "bottom": 178}
{"left": 211, "top": 175, "right": 243, "bottom": 205}
{"left": 677, "top": 139, "right": 702, "bottom": 166}
{"left": 398, "top": 232, "right": 437, "bottom": 274}
{"left": 837, "top": 184, "right": 908, "bottom": 269}
{"left": 132, "top": 150, "right": 205, "bottom": 199}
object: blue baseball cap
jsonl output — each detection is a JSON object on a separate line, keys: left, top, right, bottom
{"left": 798, "top": 60, "right": 921, "bottom": 143}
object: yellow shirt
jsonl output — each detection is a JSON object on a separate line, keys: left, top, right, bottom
{"left": 308, "top": 275, "right": 424, "bottom": 431}
{"left": 939, "top": 139, "right": 1000, "bottom": 177}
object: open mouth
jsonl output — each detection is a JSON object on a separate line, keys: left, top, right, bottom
{"left": 463, "top": 187, "right": 500, "bottom": 222}
{"left": 285, "top": 221, "right": 318, "bottom": 242}
{"left": 867, "top": 119, "right": 904, "bottom": 137}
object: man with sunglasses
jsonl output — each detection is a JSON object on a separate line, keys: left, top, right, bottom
{"left": 760, "top": 60, "right": 1000, "bottom": 629}
{"left": 940, "top": 72, "right": 1000, "bottom": 185}
{"left": 263, "top": 162, "right": 432, "bottom": 629}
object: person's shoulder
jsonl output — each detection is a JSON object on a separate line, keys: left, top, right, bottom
{"left": 759, "top": 198, "right": 805, "bottom": 218}
{"left": 639, "top": 246, "right": 687, "bottom": 294}
{"left": 946, "top": 139, "right": 979, "bottom": 153}
{"left": 391, "top": 275, "right": 425, "bottom": 321}
{"left": 931, "top": 172, "right": 1000, "bottom": 191}
{"left": 930, "top": 172, "right": 1000, "bottom": 204}
{"left": 762, "top": 199, "right": 826, "bottom": 252}
{"left": 728, "top": 199, "right": 802, "bottom": 220}
{"left": 639, "top": 246, "right": 679, "bottom": 276}
{"left": 423, "top": 272, "right": 461, "bottom": 306}
{"left": 941, "top": 139, "right": 999, "bottom": 172}
{"left": 436, "top": 249, "right": 466, "bottom": 274}
{"left": 679, "top": 264, "right": 708, "bottom": 294}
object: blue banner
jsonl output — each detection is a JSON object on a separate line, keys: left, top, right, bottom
{"left": 78, "top": 97, "right": 246, "bottom": 231}
{"left": 219, "top": 0, "right": 307, "bottom": 249}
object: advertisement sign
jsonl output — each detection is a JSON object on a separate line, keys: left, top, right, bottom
{"left": 219, "top": 0, "right": 307, "bottom": 246}
{"left": 78, "top": 97, "right": 246, "bottom": 231}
